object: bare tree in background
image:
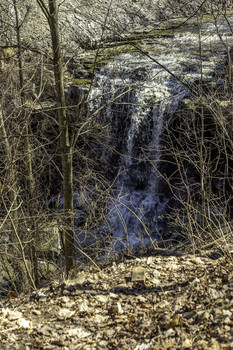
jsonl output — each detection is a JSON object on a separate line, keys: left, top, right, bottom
{"left": 0, "top": 1, "right": 39, "bottom": 290}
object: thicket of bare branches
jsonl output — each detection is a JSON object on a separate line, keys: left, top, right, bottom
{"left": 1, "top": 0, "right": 233, "bottom": 294}
{"left": 160, "top": 54, "right": 233, "bottom": 256}
{"left": 0, "top": 0, "right": 113, "bottom": 293}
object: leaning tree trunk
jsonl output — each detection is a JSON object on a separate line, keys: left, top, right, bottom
{"left": 37, "top": 0, "right": 76, "bottom": 275}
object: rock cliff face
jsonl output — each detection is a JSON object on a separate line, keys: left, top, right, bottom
{"left": 1, "top": 0, "right": 231, "bottom": 56}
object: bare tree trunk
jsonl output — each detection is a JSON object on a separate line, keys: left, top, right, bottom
{"left": 37, "top": 0, "right": 76, "bottom": 275}
{"left": 0, "top": 105, "right": 18, "bottom": 222}
{"left": 13, "top": 0, "right": 38, "bottom": 287}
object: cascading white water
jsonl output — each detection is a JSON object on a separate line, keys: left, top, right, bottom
{"left": 88, "top": 16, "right": 233, "bottom": 251}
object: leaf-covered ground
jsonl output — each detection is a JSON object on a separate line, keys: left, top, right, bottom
{"left": 0, "top": 252, "right": 233, "bottom": 349}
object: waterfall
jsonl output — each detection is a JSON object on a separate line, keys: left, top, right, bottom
{"left": 88, "top": 16, "right": 233, "bottom": 251}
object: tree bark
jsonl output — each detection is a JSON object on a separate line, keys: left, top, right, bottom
{"left": 37, "top": 0, "right": 76, "bottom": 275}
{"left": 13, "top": 0, "right": 38, "bottom": 287}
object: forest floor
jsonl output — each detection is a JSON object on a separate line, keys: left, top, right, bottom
{"left": 0, "top": 249, "right": 233, "bottom": 350}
